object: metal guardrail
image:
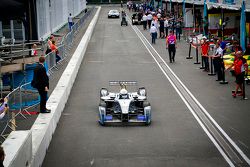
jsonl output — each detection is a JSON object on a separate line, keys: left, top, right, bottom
{"left": 0, "top": 7, "right": 94, "bottom": 142}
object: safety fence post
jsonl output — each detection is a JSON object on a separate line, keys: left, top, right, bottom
{"left": 186, "top": 42, "right": 193, "bottom": 59}
{"left": 219, "top": 60, "right": 228, "bottom": 84}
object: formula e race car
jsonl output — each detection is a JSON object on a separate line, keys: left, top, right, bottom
{"left": 98, "top": 81, "right": 151, "bottom": 126}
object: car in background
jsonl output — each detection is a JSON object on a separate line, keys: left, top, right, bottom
{"left": 108, "top": 10, "right": 120, "bottom": 18}
{"left": 131, "top": 12, "right": 142, "bottom": 25}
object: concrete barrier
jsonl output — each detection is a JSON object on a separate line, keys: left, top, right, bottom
{"left": 1, "top": 6, "right": 101, "bottom": 167}
{"left": 2, "top": 131, "right": 32, "bottom": 167}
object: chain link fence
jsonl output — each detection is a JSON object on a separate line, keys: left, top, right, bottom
{"left": 0, "top": 7, "right": 94, "bottom": 142}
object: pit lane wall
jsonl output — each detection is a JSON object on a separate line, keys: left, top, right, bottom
{"left": 2, "top": 6, "right": 101, "bottom": 167}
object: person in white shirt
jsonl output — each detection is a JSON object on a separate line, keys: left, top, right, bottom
{"left": 164, "top": 18, "right": 169, "bottom": 37}
{"left": 150, "top": 24, "right": 157, "bottom": 44}
{"left": 151, "top": 18, "right": 158, "bottom": 38}
{"left": 157, "top": 13, "right": 161, "bottom": 20}
{"left": 147, "top": 13, "right": 153, "bottom": 29}
{"left": 212, "top": 42, "right": 224, "bottom": 81}
{"left": 68, "top": 13, "right": 73, "bottom": 31}
{"left": 142, "top": 13, "right": 148, "bottom": 30}
{"left": 158, "top": 8, "right": 161, "bottom": 13}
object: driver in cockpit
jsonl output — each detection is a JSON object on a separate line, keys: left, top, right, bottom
{"left": 119, "top": 88, "right": 129, "bottom": 99}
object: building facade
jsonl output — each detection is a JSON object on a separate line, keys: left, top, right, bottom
{"left": 0, "top": 0, "right": 87, "bottom": 43}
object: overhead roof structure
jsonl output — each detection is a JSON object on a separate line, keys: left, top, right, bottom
{"left": 0, "top": 0, "right": 27, "bottom": 19}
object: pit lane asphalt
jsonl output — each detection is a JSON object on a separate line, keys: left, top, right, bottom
{"left": 41, "top": 6, "right": 247, "bottom": 167}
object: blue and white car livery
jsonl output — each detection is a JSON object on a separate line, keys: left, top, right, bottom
{"left": 98, "top": 81, "right": 151, "bottom": 125}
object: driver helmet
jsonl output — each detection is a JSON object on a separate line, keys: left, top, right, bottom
{"left": 120, "top": 88, "right": 128, "bottom": 99}
{"left": 120, "top": 88, "right": 128, "bottom": 95}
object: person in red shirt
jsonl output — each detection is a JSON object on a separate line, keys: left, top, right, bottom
{"left": 226, "top": 51, "right": 248, "bottom": 97}
{"left": 31, "top": 44, "right": 38, "bottom": 56}
{"left": 50, "top": 41, "right": 61, "bottom": 63}
{"left": 200, "top": 37, "right": 210, "bottom": 71}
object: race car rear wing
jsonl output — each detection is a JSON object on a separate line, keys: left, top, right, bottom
{"left": 109, "top": 81, "right": 137, "bottom": 86}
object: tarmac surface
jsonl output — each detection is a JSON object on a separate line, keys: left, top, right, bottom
{"left": 42, "top": 6, "right": 250, "bottom": 167}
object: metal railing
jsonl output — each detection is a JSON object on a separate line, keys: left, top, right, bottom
{"left": 0, "top": 7, "right": 94, "bottom": 142}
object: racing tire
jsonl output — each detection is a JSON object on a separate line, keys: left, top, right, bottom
{"left": 145, "top": 110, "right": 151, "bottom": 126}
{"left": 99, "top": 113, "right": 105, "bottom": 126}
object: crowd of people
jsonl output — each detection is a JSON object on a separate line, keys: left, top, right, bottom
{"left": 124, "top": 2, "right": 249, "bottom": 98}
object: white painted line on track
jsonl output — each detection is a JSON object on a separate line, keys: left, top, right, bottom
{"left": 130, "top": 23, "right": 235, "bottom": 167}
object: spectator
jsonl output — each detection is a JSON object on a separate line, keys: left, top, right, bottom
{"left": 212, "top": 42, "right": 224, "bottom": 81}
{"left": 151, "top": 18, "right": 158, "bottom": 38}
{"left": 68, "top": 13, "right": 74, "bottom": 31}
{"left": 31, "top": 44, "right": 38, "bottom": 56}
{"left": 142, "top": 13, "right": 147, "bottom": 30}
{"left": 166, "top": 30, "right": 177, "bottom": 63}
{"left": 218, "top": 38, "right": 227, "bottom": 55}
{"left": 159, "top": 17, "right": 165, "bottom": 38}
{"left": 157, "top": 12, "right": 161, "bottom": 21}
{"left": 46, "top": 35, "right": 54, "bottom": 55}
{"left": 164, "top": 17, "right": 169, "bottom": 37}
{"left": 147, "top": 12, "right": 153, "bottom": 29}
{"left": 0, "top": 146, "right": 5, "bottom": 167}
{"left": 200, "top": 37, "right": 210, "bottom": 72}
{"left": 226, "top": 51, "right": 248, "bottom": 97}
{"left": 0, "top": 98, "right": 8, "bottom": 119}
{"left": 121, "top": 0, "right": 123, "bottom": 8}
{"left": 51, "top": 41, "right": 61, "bottom": 63}
{"left": 138, "top": 12, "right": 142, "bottom": 25}
{"left": 232, "top": 41, "right": 243, "bottom": 53}
{"left": 175, "top": 18, "right": 182, "bottom": 41}
{"left": 150, "top": 24, "right": 157, "bottom": 44}
{"left": 31, "top": 56, "right": 51, "bottom": 113}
